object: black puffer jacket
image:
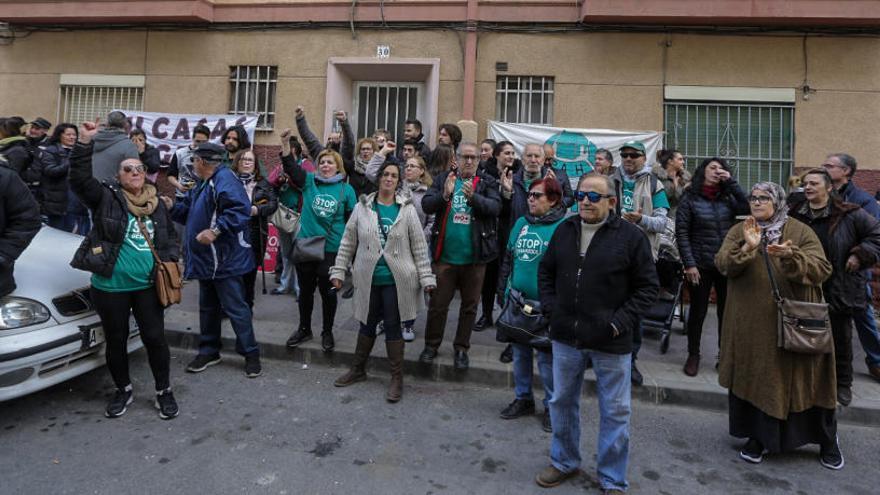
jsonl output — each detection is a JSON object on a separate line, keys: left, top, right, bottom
{"left": 0, "top": 166, "right": 41, "bottom": 297}
{"left": 422, "top": 170, "right": 502, "bottom": 264}
{"left": 0, "top": 137, "right": 39, "bottom": 185}
{"left": 68, "top": 143, "right": 178, "bottom": 278}
{"left": 538, "top": 213, "right": 659, "bottom": 354}
{"left": 790, "top": 200, "right": 880, "bottom": 314}
{"left": 675, "top": 180, "right": 749, "bottom": 269}
{"left": 242, "top": 177, "right": 278, "bottom": 267}
{"left": 38, "top": 143, "right": 72, "bottom": 216}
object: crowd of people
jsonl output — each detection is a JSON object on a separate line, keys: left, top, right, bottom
{"left": 3, "top": 107, "right": 880, "bottom": 493}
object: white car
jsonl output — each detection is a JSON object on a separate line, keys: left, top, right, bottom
{"left": 0, "top": 226, "right": 142, "bottom": 402}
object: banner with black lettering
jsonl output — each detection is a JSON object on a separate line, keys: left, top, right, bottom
{"left": 114, "top": 110, "right": 259, "bottom": 164}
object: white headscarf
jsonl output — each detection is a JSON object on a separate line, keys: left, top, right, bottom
{"left": 751, "top": 181, "right": 788, "bottom": 245}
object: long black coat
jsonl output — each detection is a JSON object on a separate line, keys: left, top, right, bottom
{"left": 68, "top": 143, "right": 178, "bottom": 279}
{"left": 38, "top": 144, "right": 72, "bottom": 216}
{"left": 790, "top": 200, "right": 880, "bottom": 314}
{"left": 538, "top": 213, "right": 659, "bottom": 354}
{"left": 0, "top": 166, "right": 41, "bottom": 297}
{"left": 422, "top": 170, "right": 502, "bottom": 264}
{"left": 675, "top": 180, "right": 749, "bottom": 270}
{"left": 244, "top": 178, "right": 278, "bottom": 267}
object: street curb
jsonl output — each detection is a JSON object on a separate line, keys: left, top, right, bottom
{"left": 165, "top": 327, "right": 880, "bottom": 426}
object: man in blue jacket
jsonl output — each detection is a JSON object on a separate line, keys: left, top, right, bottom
{"left": 824, "top": 153, "right": 880, "bottom": 386}
{"left": 535, "top": 173, "right": 658, "bottom": 492}
{"left": 168, "top": 142, "right": 262, "bottom": 378}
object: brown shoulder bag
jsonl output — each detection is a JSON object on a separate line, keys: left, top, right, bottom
{"left": 136, "top": 218, "right": 183, "bottom": 307}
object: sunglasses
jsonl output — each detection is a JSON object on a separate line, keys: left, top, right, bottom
{"left": 527, "top": 191, "right": 546, "bottom": 200}
{"left": 575, "top": 191, "right": 613, "bottom": 203}
{"left": 122, "top": 164, "right": 145, "bottom": 174}
{"left": 620, "top": 152, "right": 643, "bottom": 159}
{"left": 748, "top": 195, "right": 773, "bottom": 204}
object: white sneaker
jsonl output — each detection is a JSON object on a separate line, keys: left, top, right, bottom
{"left": 376, "top": 321, "right": 385, "bottom": 336}
{"left": 402, "top": 325, "right": 415, "bottom": 342}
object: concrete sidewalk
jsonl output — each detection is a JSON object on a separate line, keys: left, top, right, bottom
{"left": 165, "top": 279, "right": 880, "bottom": 426}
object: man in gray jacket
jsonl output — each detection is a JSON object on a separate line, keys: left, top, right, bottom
{"left": 91, "top": 111, "right": 138, "bottom": 183}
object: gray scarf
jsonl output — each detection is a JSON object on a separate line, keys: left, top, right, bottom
{"left": 752, "top": 181, "right": 788, "bottom": 245}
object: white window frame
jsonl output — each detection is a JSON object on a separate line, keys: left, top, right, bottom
{"left": 229, "top": 65, "right": 277, "bottom": 131}
{"left": 495, "top": 75, "right": 554, "bottom": 125}
{"left": 57, "top": 74, "right": 145, "bottom": 125}
{"left": 351, "top": 81, "right": 425, "bottom": 142}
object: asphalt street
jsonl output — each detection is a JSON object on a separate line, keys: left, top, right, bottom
{"left": 1, "top": 349, "right": 878, "bottom": 495}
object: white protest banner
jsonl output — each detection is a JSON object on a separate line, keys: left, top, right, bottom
{"left": 487, "top": 120, "right": 664, "bottom": 180}
{"left": 114, "top": 110, "right": 259, "bottom": 164}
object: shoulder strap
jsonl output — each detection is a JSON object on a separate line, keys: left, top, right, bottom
{"left": 760, "top": 245, "right": 783, "bottom": 304}
{"left": 135, "top": 217, "right": 162, "bottom": 264}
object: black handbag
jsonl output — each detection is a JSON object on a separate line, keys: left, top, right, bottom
{"left": 495, "top": 289, "right": 551, "bottom": 350}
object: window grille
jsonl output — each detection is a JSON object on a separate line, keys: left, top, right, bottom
{"left": 664, "top": 101, "right": 794, "bottom": 190}
{"left": 229, "top": 65, "right": 277, "bottom": 130}
{"left": 59, "top": 85, "right": 144, "bottom": 125}
{"left": 495, "top": 76, "right": 554, "bottom": 125}
{"left": 353, "top": 82, "right": 422, "bottom": 143}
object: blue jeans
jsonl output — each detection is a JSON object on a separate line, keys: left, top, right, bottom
{"left": 550, "top": 341, "right": 631, "bottom": 492}
{"left": 512, "top": 344, "right": 553, "bottom": 409}
{"left": 359, "top": 284, "right": 402, "bottom": 342}
{"left": 853, "top": 283, "right": 880, "bottom": 367}
{"left": 198, "top": 276, "right": 259, "bottom": 357}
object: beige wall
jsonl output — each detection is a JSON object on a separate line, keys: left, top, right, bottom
{"left": 2, "top": 29, "right": 879, "bottom": 170}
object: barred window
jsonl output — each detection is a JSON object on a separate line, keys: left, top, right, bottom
{"left": 58, "top": 74, "right": 144, "bottom": 124}
{"left": 664, "top": 101, "right": 794, "bottom": 190}
{"left": 229, "top": 66, "right": 277, "bottom": 130}
{"left": 353, "top": 82, "right": 422, "bottom": 142}
{"left": 495, "top": 76, "right": 554, "bottom": 125}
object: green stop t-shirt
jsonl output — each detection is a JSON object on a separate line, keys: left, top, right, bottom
{"left": 440, "top": 179, "right": 475, "bottom": 265}
{"left": 505, "top": 216, "right": 565, "bottom": 300}
{"left": 296, "top": 174, "right": 357, "bottom": 253}
{"left": 91, "top": 214, "right": 155, "bottom": 293}
{"left": 621, "top": 177, "right": 670, "bottom": 213}
{"left": 372, "top": 201, "right": 400, "bottom": 286}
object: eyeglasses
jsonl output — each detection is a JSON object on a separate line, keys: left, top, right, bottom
{"left": 527, "top": 191, "right": 546, "bottom": 200}
{"left": 121, "top": 164, "right": 145, "bottom": 174}
{"left": 620, "top": 152, "right": 643, "bottom": 159}
{"left": 822, "top": 162, "right": 846, "bottom": 170}
{"left": 459, "top": 154, "right": 478, "bottom": 162}
{"left": 748, "top": 195, "right": 773, "bottom": 204}
{"left": 575, "top": 191, "right": 613, "bottom": 203}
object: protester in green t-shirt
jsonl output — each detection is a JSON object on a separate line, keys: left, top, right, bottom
{"left": 329, "top": 161, "right": 436, "bottom": 403}
{"left": 497, "top": 178, "right": 566, "bottom": 432}
{"left": 69, "top": 120, "right": 180, "bottom": 420}
{"left": 281, "top": 147, "right": 357, "bottom": 354}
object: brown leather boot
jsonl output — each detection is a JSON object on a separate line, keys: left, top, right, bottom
{"left": 385, "top": 340, "right": 405, "bottom": 403}
{"left": 683, "top": 354, "right": 700, "bottom": 377}
{"left": 334, "top": 334, "right": 375, "bottom": 387}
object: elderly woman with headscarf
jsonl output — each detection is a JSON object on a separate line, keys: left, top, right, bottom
{"left": 715, "top": 182, "right": 840, "bottom": 469}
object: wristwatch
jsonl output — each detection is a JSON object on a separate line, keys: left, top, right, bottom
{"left": 210, "top": 227, "right": 221, "bottom": 237}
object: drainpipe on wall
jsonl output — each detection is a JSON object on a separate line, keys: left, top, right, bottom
{"left": 458, "top": 0, "right": 479, "bottom": 144}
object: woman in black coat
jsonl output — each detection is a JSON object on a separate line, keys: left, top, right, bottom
{"left": 231, "top": 149, "right": 278, "bottom": 308}
{"left": 790, "top": 168, "right": 880, "bottom": 406}
{"left": 69, "top": 121, "right": 179, "bottom": 420}
{"left": 675, "top": 157, "right": 748, "bottom": 376}
{"left": 38, "top": 123, "right": 78, "bottom": 230}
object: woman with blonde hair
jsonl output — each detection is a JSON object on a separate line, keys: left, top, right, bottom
{"left": 282, "top": 148, "right": 357, "bottom": 352}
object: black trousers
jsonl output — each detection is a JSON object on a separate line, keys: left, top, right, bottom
{"left": 686, "top": 266, "right": 728, "bottom": 357}
{"left": 360, "top": 284, "right": 402, "bottom": 341}
{"left": 91, "top": 287, "right": 170, "bottom": 391}
{"left": 295, "top": 252, "right": 338, "bottom": 334}
{"left": 830, "top": 312, "right": 854, "bottom": 389}
{"left": 480, "top": 258, "right": 500, "bottom": 318}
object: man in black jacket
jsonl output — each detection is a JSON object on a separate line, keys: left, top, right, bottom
{"left": 534, "top": 173, "right": 658, "bottom": 491}
{"left": 0, "top": 165, "right": 42, "bottom": 297}
{"left": 419, "top": 142, "right": 502, "bottom": 370}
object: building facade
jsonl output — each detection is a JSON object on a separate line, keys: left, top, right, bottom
{"left": 2, "top": 0, "right": 880, "bottom": 188}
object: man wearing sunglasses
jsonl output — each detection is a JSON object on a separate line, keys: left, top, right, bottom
{"left": 610, "top": 140, "right": 669, "bottom": 387}
{"left": 535, "top": 173, "right": 658, "bottom": 492}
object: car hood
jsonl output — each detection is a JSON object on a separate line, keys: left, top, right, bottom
{"left": 12, "top": 226, "right": 92, "bottom": 324}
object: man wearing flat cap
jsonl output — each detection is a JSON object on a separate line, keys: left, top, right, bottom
{"left": 167, "top": 141, "right": 263, "bottom": 378}
{"left": 26, "top": 117, "right": 52, "bottom": 148}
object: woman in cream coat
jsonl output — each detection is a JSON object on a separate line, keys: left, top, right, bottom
{"left": 330, "top": 161, "right": 436, "bottom": 402}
